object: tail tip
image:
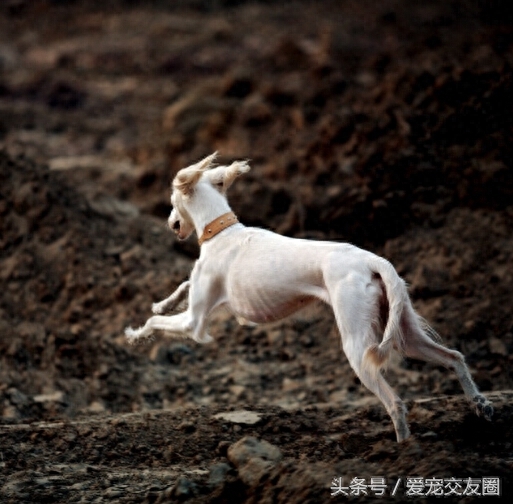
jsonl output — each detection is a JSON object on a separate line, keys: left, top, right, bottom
{"left": 364, "top": 343, "right": 386, "bottom": 369}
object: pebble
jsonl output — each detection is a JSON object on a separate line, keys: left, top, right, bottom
{"left": 213, "top": 410, "right": 262, "bottom": 425}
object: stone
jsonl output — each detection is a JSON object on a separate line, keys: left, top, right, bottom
{"left": 208, "top": 463, "right": 232, "bottom": 486}
{"left": 227, "top": 436, "right": 282, "bottom": 487}
{"left": 33, "top": 391, "right": 64, "bottom": 403}
{"left": 227, "top": 436, "right": 282, "bottom": 468}
{"left": 213, "top": 410, "right": 262, "bottom": 425}
{"left": 170, "top": 476, "right": 197, "bottom": 499}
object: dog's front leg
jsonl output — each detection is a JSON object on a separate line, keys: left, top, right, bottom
{"left": 152, "top": 280, "right": 190, "bottom": 314}
{"left": 125, "top": 311, "right": 194, "bottom": 344}
{"left": 126, "top": 262, "right": 219, "bottom": 345}
{"left": 187, "top": 279, "right": 218, "bottom": 344}
{"left": 125, "top": 309, "right": 214, "bottom": 345}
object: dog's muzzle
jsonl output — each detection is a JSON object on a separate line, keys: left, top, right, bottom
{"left": 169, "top": 220, "right": 184, "bottom": 239}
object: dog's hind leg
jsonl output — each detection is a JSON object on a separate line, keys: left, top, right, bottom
{"left": 330, "top": 273, "right": 410, "bottom": 441}
{"left": 343, "top": 335, "right": 410, "bottom": 441}
{"left": 152, "top": 280, "right": 190, "bottom": 314}
{"left": 401, "top": 304, "right": 493, "bottom": 420}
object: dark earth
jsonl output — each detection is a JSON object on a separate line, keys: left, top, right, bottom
{"left": 1, "top": 0, "right": 513, "bottom": 502}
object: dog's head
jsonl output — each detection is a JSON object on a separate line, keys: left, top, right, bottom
{"left": 169, "top": 152, "right": 250, "bottom": 240}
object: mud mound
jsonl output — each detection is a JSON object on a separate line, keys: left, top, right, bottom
{"left": 1, "top": 391, "right": 512, "bottom": 503}
{"left": 0, "top": 151, "right": 191, "bottom": 420}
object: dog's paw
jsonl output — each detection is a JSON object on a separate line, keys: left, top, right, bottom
{"left": 193, "top": 332, "right": 214, "bottom": 344}
{"left": 473, "top": 395, "right": 494, "bottom": 421}
{"left": 152, "top": 302, "right": 165, "bottom": 315}
{"left": 125, "top": 326, "right": 142, "bottom": 345}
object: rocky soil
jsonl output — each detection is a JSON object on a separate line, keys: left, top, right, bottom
{"left": 1, "top": 0, "right": 513, "bottom": 502}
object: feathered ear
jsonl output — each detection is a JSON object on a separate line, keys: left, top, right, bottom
{"left": 195, "top": 151, "right": 218, "bottom": 171}
{"left": 222, "top": 160, "right": 251, "bottom": 189}
{"left": 173, "top": 152, "right": 218, "bottom": 195}
{"left": 207, "top": 159, "right": 251, "bottom": 191}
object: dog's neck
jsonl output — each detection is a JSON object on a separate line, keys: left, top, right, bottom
{"left": 185, "top": 183, "right": 238, "bottom": 244}
{"left": 198, "top": 211, "right": 238, "bottom": 246}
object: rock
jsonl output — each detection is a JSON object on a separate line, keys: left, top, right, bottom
{"left": 208, "top": 462, "right": 232, "bottom": 487}
{"left": 168, "top": 476, "right": 197, "bottom": 501}
{"left": 33, "top": 391, "right": 64, "bottom": 403}
{"left": 87, "top": 401, "right": 106, "bottom": 414}
{"left": 228, "top": 385, "right": 245, "bottom": 398}
{"left": 227, "top": 436, "right": 282, "bottom": 467}
{"left": 227, "top": 436, "right": 282, "bottom": 487}
{"left": 213, "top": 410, "right": 262, "bottom": 425}
{"left": 238, "top": 458, "right": 276, "bottom": 487}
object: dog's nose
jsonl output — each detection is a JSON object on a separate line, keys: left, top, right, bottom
{"left": 171, "top": 221, "right": 180, "bottom": 232}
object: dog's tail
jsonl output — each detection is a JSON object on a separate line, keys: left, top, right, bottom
{"left": 363, "top": 258, "right": 407, "bottom": 375}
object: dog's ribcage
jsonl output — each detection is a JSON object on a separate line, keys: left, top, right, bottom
{"left": 201, "top": 228, "right": 378, "bottom": 325}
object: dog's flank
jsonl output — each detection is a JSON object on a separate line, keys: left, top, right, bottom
{"left": 125, "top": 152, "right": 493, "bottom": 442}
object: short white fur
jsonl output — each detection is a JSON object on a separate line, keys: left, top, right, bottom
{"left": 125, "top": 152, "right": 493, "bottom": 441}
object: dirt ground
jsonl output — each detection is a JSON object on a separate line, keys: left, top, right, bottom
{"left": 1, "top": 0, "right": 513, "bottom": 502}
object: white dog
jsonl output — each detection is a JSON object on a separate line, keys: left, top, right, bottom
{"left": 125, "top": 152, "right": 493, "bottom": 441}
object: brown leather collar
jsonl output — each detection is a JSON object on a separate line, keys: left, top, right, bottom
{"left": 198, "top": 211, "right": 238, "bottom": 246}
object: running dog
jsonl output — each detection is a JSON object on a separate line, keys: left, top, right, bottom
{"left": 125, "top": 152, "right": 493, "bottom": 441}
